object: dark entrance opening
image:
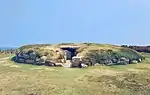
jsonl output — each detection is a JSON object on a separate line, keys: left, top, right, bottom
{"left": 61, "top": 48, "right": 77, "bottom": 60}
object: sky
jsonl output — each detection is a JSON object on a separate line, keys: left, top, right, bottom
{"left": 0, "top": 0, "right": 150, "bottom": 47}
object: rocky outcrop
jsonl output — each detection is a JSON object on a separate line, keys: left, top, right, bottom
{"left": 70, "top": 57, "right": 82, "bottom": 68}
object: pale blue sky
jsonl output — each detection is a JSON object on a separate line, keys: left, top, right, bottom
{"left": 0, "top": 0, "right": 150, "bottom": 47}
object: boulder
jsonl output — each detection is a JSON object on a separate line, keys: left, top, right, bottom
{"left": 120, "top": 57, "right": 129, "bottom": 62}
{"left": 55, "top": 63, "right": 63, "bottom": 67}
{"left": 81, "top": 63, "right": 88, "bottom": 68}
{"left": 82, "top": 58, "right": 92, "bottom": 66}
{"left": 17, "top": 53, "right": 23, "bottom": 58}
{"left": 29, "top": 52, "right": 37, "bottom": 60}
{"left": 117, "top": 57, "right": 129, "bottom": 65}
{"left": 45, "top": 60, "right": 55, "bottom": 66}
{"left": 71, "top": 58, "right": 81, "bottom": 68}
{"left": 131, "top": 60, "right": 138, "bottom": 64}
{"left": 99, "top": 60, "right": 105, "bottom": 64}
{"left": 22, "top": 53, "right": 30, "bottom": 59}
{"left": 35, "top": 61, "right": 45, "bottom": 65}
{"left": 112, "top": 59, "right": 118, "bottom": 63}
{"left": 25, "top": 59, "right": 35, "bottom": 64}
{"left": 17, "top": 58, "right": 25, "bottom": 63}
{"left": 117, "top": 61, "right": 128, "bottom": 65}
{"left": 89, "top": 58, "right": 96, "bottom": 65}
{"left": 35, "top": 58, "right": 45, "bottom": 65}
{"left": 94, "top": 63, "right": 101, "bottom": 66}
{"left": 138, "top": 58, "right": 142, "bottom": 62}
{"left": 71, "top": 56, "right": 82, "bottom": 68}
{"left": 35, "top": 58, "right": 41, "bottom": 62}
{"left": 40, "top": 56, "right": 47, "bottom": 63}
{"left": 61, "top": 59, "right": 66, "bottom": 63}
{"left": 104, "top": 60, "right": 113, "bottom": 65}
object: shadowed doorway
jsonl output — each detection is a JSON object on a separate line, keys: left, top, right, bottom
{"left": 61, "top": 48, "right": 77, "bottom": 60}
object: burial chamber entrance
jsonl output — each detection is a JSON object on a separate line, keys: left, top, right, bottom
{"left": 61, "top": 48, "right": 77, "bottom": 60}
{"left": 60, "top": 46, "right": 79, "bottom": 60}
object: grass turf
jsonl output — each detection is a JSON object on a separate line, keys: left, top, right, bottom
{"left": 0, "top": 53, "right": 150, "bottom": 95}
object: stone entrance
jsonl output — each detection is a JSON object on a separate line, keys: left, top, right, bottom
{"left": 62, "top": 48, "right": 77, "bottom": 60}
{"left": 60, "top": 45, "right": 79, "bottom": 60}
{"left": 60, "top": 45, "right": 80, "bottom": 67}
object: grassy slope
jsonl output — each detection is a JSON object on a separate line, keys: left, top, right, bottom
{"left": 0, "top": 53, "right": 150, "bottom": 95}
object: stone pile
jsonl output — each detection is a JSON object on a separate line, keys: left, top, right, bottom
{"left": 14, "top": 50, "right": 56, "bottom": 66}
{"left": 14, "top": 50, "right": 96, "bottom": 68}
{"left": 14, "top": 49, "right": 143, "bottom": 68}
{"left": 71, "top": 56, "right": 142, "bottom": 67}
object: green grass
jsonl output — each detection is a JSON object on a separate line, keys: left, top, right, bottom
{"left": 0, "top": 54, "right": 150, "bottom": 95}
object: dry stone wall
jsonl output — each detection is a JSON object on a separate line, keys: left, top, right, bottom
{"left": 13, "top": 44, "right": 145, "bottom": 68}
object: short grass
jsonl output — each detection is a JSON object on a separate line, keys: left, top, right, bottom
{"left": 0, "top": 53, "right": 150, "bottom": 95}
{"left": 0, "top": 53, "right": 14, "bottom": 59}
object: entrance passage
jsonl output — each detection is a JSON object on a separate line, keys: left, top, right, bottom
{"left": 61, "top": 48, "right": 77, "bottom": 60}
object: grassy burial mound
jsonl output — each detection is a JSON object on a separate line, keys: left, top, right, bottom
{"left": 13, "top": 43, "right": 144, "bottom": 67}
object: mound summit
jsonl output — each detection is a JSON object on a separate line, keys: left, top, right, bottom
{"left": 13, "top": 43, "right": 144, "bottom": 68}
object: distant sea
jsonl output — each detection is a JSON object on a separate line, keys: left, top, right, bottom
{"left": 0, "top": 47, "right": 17, "bottom": 50}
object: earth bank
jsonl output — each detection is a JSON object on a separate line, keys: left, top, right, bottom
{"left": 13, "top": 43, "right": 144, "bottom": 68}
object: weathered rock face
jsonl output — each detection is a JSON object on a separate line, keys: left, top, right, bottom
{"left": 71, "top": 57, "right": 82, "bottom": 68}
{"left": 70, "top": 57, "right": 96, "bottom": 68}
